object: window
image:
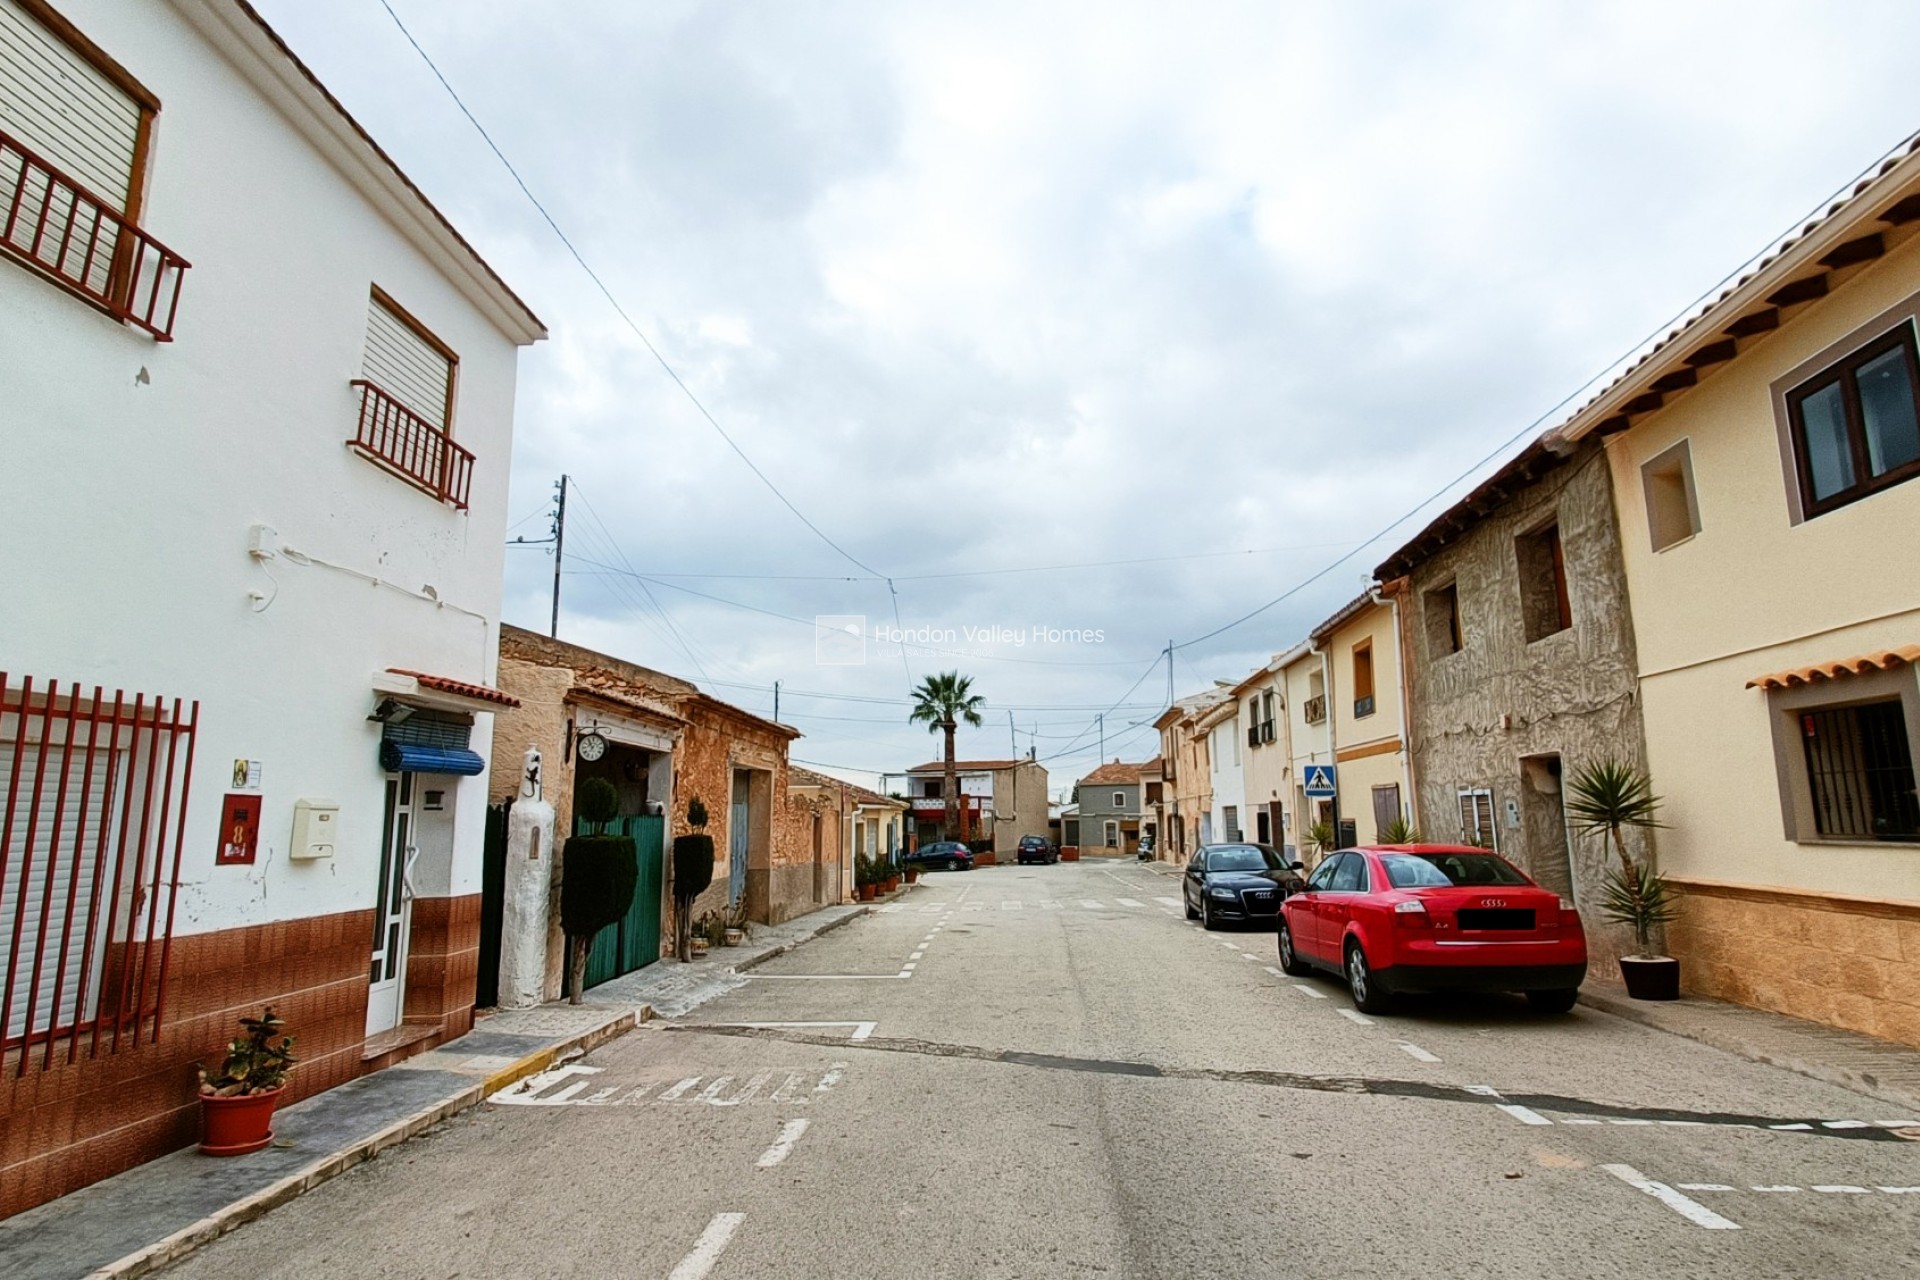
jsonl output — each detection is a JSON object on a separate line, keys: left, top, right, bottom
{"left": 0, "top": 0, "right": 187, "bottom": 338}
{"left": 1305, "top": 857, "right": 1339, "bottom": 891}
{"left": 1145, "top": 782, "right": 1163, "bottom": 804}
{"left": 1457, "top": 788, "right": 1497, "bottom": 849}
{"left": 1642, "top": 439, "right": 1701, "bottom": 552}
{"left": 1352, "top": 640, "right": 1375, "bottom": 718}
{"left": 1112, "top": 791, "right": 1127, "bottom": 809}
{"left": 1516, "top": 522, "right": 1572, "bottom": 643}
{"left": 1786, "top": 321, "right": 1920, "bottom": 518}
{"left": 1, "top": 673, "right": 198, "bottom": 1063}
{"left": 350, "top": 289, "right": 470, "bottom": 506}
{"left": 1372, "top": 784, "right": 1401, "bottom": 839}
{"left": 1328, "top": 854, "right": 1365, "bottom": 893}
{"left": 1425, "top": 582, "right": 1462, "bottom": 657}
{"left": 1799, "top": 701, "right": 1918, "bottom": 840}
{"left": 1103, "top": 820, "right": 1118, "bottom": 847}
{"left": 922, "top": 779, "right": 941, "bottom": 798}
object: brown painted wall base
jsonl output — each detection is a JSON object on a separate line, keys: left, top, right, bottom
{"left": 1667, "top": 878, "right": 1920, "bottom": 1050}
{"left": 0, "top": 893, "right": 483, "bottom": 1220}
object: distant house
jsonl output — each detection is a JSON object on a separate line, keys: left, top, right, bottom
{"left": 902, "top": 756, "right": 1048, "bottom": 860}
{"left": 1310, "top": 593, "right": 1412, "bottom": 849}
{"left": 1154, "top": 687, "right": 1233, "bottom": 859}
{"left": 1232, "top": 658, "right": 1291, "bottom": 847}
{"left": 1071, "top": 760, "right": 1154, "bottom": 854}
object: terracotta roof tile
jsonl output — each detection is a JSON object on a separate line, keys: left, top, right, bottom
{"left": 387, "top": 668, "right": 519, "bottom": 708}
{"left": 1746, "top": 646, "right": 1920, "bottom": 690}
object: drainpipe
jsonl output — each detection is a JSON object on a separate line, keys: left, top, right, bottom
{"left": 1369, "top": 581, "right": 1417, "bottom": 830}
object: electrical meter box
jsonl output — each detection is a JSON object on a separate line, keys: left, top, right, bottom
{"left": 290, "top": 800, "right": 339, "bottom": 860}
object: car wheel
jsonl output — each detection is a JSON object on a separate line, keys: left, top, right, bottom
{"left": 1278, "top": 920, "right": 1310, "bottom": 976}
{"left": 1344, "top": 941, "right": 1394, "bottom": 1014}
{"left": 1184, "top": 893, "right": 1198, "bottom": 921}
{"left": 948, "top": 858, "right": 961, "bottom": 872}
{"left": 1525, "top": 988, "right": 1580, "bottom": 1015}
{"left": 1201, "top": 897, "right": 1218, "bottom": 931}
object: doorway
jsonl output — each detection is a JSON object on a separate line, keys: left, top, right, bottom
{"left": 730, "top": 770, "right": 751, "bottom": 905}
{"left": 1520, "top": 755, "right": 1576, "bottom": 902}
{"left": 368, "top": 773, "right": 416, "bottom": 1036}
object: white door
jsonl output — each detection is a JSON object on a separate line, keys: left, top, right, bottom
{"left": 367, "top": 773, "right": 418, "bottom": 1035}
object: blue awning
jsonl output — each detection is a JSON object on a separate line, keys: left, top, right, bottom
{"left": 379, "top": 741, "right": 485, "bottom": 776}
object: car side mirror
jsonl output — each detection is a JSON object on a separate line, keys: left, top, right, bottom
{"left": 1289, "top": 861, "right": 1305, "bottom": 872}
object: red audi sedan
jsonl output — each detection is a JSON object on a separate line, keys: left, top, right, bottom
{"left": 1277, "top": 844, "right": 1587, "bottom": 1014}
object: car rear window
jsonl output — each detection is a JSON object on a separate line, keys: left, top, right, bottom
{"left": 1385, "top": 852, "right": 1530, "bottom": 888}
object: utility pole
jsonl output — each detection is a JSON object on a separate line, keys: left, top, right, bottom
{"left": 1166, "top": 640, "right": 1175, "bottom": 708}
{"left": 1008, "top": 709, "right": 1017, "bottom": 756}
{"left": 774, "top": 680, "right": 781, "bottom": 723}
{"left": 1098, "top": 713, "right": 1105, "bottom": 762}
{"left": 549, "top": 474, "right": 568, "bottom": 639}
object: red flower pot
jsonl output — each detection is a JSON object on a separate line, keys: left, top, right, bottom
{"left": 199, "top": 1087, "right": 283, "bottom": 1156}
{"left": 858, "top": 883, "right": 877, "bottom": 901}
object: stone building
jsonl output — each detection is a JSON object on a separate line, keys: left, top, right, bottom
{"left": 491, "top": 626, "right": 835, "bottom": 1001}
{"left": 901, "top": 757, "right": 1048, "bottom": 859}
{"left": 1376, "top": 433, "right": 1650, "bottom": 970}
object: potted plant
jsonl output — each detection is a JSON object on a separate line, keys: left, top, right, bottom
{"left": 700, "top": 910, "right": 729, "bottom": 950}
{"left": 1380, "top": 816, "right": 1422, "bottom": 845}
{"left": 560, "top": 778, "right": 638, "bottom": 1003}
{"left": 723, "top": 899, "right": 751, "bottom": 947}
{"left": 198, "top": 1007, "right": 297, "bottom": 1156}
{"left": 672, "top": 797, "right": 716, "bottom": 963}
{"left": 856, "top": 855, "right": 879, "bottom": 901}
{"left": 1567, "top": 757, "right": 1680, "bottom": 1000}
{"left": 903, "top": 861, "right": 921, "bottom": 885}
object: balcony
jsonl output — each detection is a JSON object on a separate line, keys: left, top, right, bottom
{"left": 349, "top": 380, "right": 475, "bottom": 509}
{"left": 1303, "top": 695, "right": 1327, "bottom": 725}
{"left": 0, "top": 130, "right": 189, "bottom": 341}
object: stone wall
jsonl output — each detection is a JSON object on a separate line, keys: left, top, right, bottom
{"left": 1397, "top": 442, "right": 1652, "bottom": 971}
{"left": 1668, "top": 880, "right": 1920, "bottom": 1049}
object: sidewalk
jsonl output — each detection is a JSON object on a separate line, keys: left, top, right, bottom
{"left": 1579, "top": 980, "right": 1920, "bottom": 1116}
{"left": 0, "top": 901, "right": 876, "bottom": 1279}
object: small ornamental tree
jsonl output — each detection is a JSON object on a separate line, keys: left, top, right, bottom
{"left": 1566, "top": 758, "right": 1675, "bottom": 957}
{"left": 560, "top": 778, "right": 637, "bottom": 1003}
{"left": 672, "top": 796, "right": 716, "bottom": 962}
{"left": 199, "top": 1007, "right": 297, "bottom": 1097}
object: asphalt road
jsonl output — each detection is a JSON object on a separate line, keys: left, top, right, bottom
{"left": 166, "top": 860, "right": 1920, "bottom": 1279}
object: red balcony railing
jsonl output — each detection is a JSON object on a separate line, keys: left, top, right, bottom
{"left": 349, "top": 380, "right": 476, "bottom": 509}
{"left": 0, "top": 129, "right": 190, "bottom": 341}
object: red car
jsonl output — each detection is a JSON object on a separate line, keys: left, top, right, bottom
{"left": 1277, "top": 844, "right": 1586, "bottom": 1014}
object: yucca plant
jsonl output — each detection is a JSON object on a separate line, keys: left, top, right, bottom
{"left": 1380, "top": 816, "right": 1422, "bottom": 845}
{"left": 1305, "top": 820, "right": 1337, "bottom": 857}
{"left": 1565, "top": 758, "right": 1673, "bottom": 955}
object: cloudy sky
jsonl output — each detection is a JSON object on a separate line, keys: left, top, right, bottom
{"left": 260, "top": 0, "right": 1920, "bottom": 794}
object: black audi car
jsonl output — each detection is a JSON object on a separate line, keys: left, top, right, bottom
{"left": 903, "top": 840, "right": 974, "bottom": 872}
{"left": 1181, "top": 843, "right": 1307, "bottom": 929}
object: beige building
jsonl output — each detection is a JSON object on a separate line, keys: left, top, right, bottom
{"left": 1233, "top": 657, "right": 1293, "bottom": 848}
{"left": 1546, "top": 146, "right": 1920, "bottom": 1046}
{"left": 902, "top": 757, "right": 1048, "bottom": 860}
{"left": 1154, "top": 688, "right": 1231, "bottom": 860}
{"left": 1280, "top": 642, "right": 1334, "bottom": 859}
{"left": 1311, "top": 594, "right": 1413, "bottom": 849}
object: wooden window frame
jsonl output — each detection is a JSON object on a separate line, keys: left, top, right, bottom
{"left": 369, "top": 284, "right": 461, "bottom": 433}
{"left": 1785, "top": 320, "right": 1920, "bottom": 520}
{"left": 1352, "top": 639, "right": 1375, "bottom": 718}
{"left": 11, "top": 0, "right": 160, "bottom": 223}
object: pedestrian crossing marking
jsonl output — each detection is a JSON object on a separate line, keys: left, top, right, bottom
{"left": 498, "top": 1064, "right": 848, "bottom": 1108}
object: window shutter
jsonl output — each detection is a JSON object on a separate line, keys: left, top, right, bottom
{"left": 1, "top": 742, "right": 118, "bottom": 1039}
{"left": 363, "top": 294, "right": 454, "bottom": 430}
{"left": 0, "top": 0, "right": 141, "bottom": 210}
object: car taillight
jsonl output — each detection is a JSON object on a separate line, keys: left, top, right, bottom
{"left": 1393, "top": 899, "right": 1429, "bottom": 929}
{"left": 1558, "top": 897, "right": 1580, "bottom": 926}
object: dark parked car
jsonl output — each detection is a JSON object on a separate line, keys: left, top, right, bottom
{"left": 1016, "top": 835, "right": 1057, "bottom": 865}
{"left": 1182, "top": 843, "right": 1307, "bottom": 929}
{"left": 904, "top": 840, "right": 974, "bottom": 872}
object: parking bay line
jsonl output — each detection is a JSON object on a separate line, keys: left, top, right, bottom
{"left": 756, "top": 1118, "right": 811, "bottom": 1170}
{"left": 1396, "top": 1042, "right": 1441, "bottom": 1063}
{"left": 1337, "top": 1009, "right": 1374, "bottom": 1027}
{"left": 1600, "top": 1164, "right": 1741, "bottom": 1230}
{"left": 1292, "top": 984, "right": 1328, "bottom": 999}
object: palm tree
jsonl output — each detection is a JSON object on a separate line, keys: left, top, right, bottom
{"left": 909, "top": 671, "right": 985, "bottom": 840}
{"left": 1565, "top": 757, "right": 1674, "bottom": 955}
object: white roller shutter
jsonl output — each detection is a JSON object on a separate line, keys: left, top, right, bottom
{"left": 1, "top": 743, "right": 119, "bottom": 1040}
{"left": 0, "top": 0, "right": 141, "bottom": 210}
{"left": 363, "top": 294, "right": 455, "bottom": 430}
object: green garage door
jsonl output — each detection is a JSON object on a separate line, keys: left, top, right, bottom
{"left": 580, "top": 814, "right": 665, "bottom": 990}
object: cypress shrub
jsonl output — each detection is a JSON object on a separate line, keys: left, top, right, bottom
{"left": 561, "top": 778, "right": 636, "bottom": 1002}
{"left": 672, "top": 796, "right": 716, "bottom": 962}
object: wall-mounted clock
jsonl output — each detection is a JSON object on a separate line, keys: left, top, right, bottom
{"left": 576, "top": 730, "right": 609, "bottom": 762}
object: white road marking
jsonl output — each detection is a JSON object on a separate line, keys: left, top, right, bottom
{"left": 1396, "top": 1042, "right": 1441, "bottom": 1063}
{"left": 1155, "top": 897, "right": 1180, "bottom": 907}
{"left": 1812, "top": 1185, "right": 1871, "bottom": 1194}
{"left": 1820, "top": 1120, "right": 1870, "bottom": 1129}
{"left": 1607, "top": 1119, "right": 1655, "bottom": 1126}
{"left": 1080, "top": 900, "right": 1104, "bottom": 910}
{"left": 1336, "top": 1008, "right": 1373, "bottom": 1027}
{"left": 489, "top": 1063, "right": 604, "bottom": 1105}
{"left": 902, "top": 963, "right": 916, "bottom": 971}
{"left": 1002, "top": 901, "right": 1023, "bottom": 910}
{"left": 1039, "top": 900, "right": 1061, "bottom": 909}
{"left": 1240, "top": 953, "right": 1258, "bottom": 961}
{"left": 1878, "top": 1186, "right": 1920, "bottom": 1193}
{"left": 1600, "top": 1164, "right": 1741, "bottom": 1230}
{"left": 877, "top": 904, "right": 900, "bottom": 913}
{"left": 577, "top": 1087, "right": 619, "bottom": 1106}
{"left": 695, "top": 1076, "right": 735, "bottom": 1104}
{"left": 756, "top": 1118, "right": 811, "bottom": 1169}
{"left": 1293, "top": 985, "right": 1327, "bottom": 999}
{"left": 814, "top": 1063, "right": 847, "bottom": 1094}
{"left": 712, "top": 1072, "right": 772, "bottom": 1107}
{"left": 1676, "top": 1184, "right": 1736, "bottom": 1192}
{"left": 1263, "top": 966, "right": 1283, "bottom": 976}
{"left": 669, "top": 1212, "right": 746, "bottom": 1280}
{"left": 1751, "top": 1185, "right": 1800, "bottom": 1193}
{"left": 1221, "top": 941, "right": 1241, "bottom": 950}
{"left": 768, "top": 1073, "right": 809, "bottom": 1103}
{"left": 1497, "top": 1105, "right": 1554, "bottom": 1126}
{"left": 1768, "top": 1122, "right": 1813, "bottom": 1131}
{"left": 911, "top": 950, "right": 926, "bottom": 960}
{"left": 659, "top": 1076, "right": 703, "bottom": 1101}
{"left": 1117, "top": 897, "right": 1144, "bottom": 908}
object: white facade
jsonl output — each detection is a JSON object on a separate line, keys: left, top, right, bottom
{"left": 1205, "top": 707, "right": 1244, "bottom": 844}
{"left": 2, "top": 3, "right": 540, "bottom": 979}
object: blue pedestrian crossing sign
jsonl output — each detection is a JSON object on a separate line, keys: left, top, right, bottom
{"left": 1302, "top": 765, "right": 1337, "bottom": 798}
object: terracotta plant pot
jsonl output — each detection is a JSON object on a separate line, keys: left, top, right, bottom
{"left": 199, "top": 1087, "right": 283, "bottom": 1157}
{"left": 1619, "top": 955, "right": 1680, "bottom": 1001}
{"left": 904, "top": 869, "right": 920, "bottom": 884}
{"left": 859, "top": 883, "right": 877, "bottom": 901}
{"left": 885, "top": 876, "right": 900, "bottom": 892}
{"left": 724, "top": 928, "right": 745, "bottom": 946}
{"left": 690, "top": 938, "right": 710, "bottom": 957}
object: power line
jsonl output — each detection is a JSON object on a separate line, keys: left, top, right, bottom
{"left": 566, "top": 480, "right": 715, "bottom": 679}
{"left": 374, "top": 0, "right": 883, "bottom": 580}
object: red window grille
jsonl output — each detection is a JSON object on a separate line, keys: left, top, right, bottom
{"left": 348, "top": 379, "right": 476, "bottom": 509}
{"left": 0, "top": 129, "right": 190, "bottom": 342}
{"left": 2, "top": 675, "right": 199, "bottom": 1073}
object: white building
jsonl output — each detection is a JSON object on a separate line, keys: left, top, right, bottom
{"left": 0, "top": 0, "right": 543, "bottom": 1214}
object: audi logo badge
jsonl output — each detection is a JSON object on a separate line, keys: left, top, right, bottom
{"left": 1482, "top": 898, "right": 1507, "bottom": 907}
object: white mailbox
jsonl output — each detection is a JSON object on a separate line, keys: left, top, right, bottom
{"left": 290, "top": 800, "right": 339, "bottom": 860}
